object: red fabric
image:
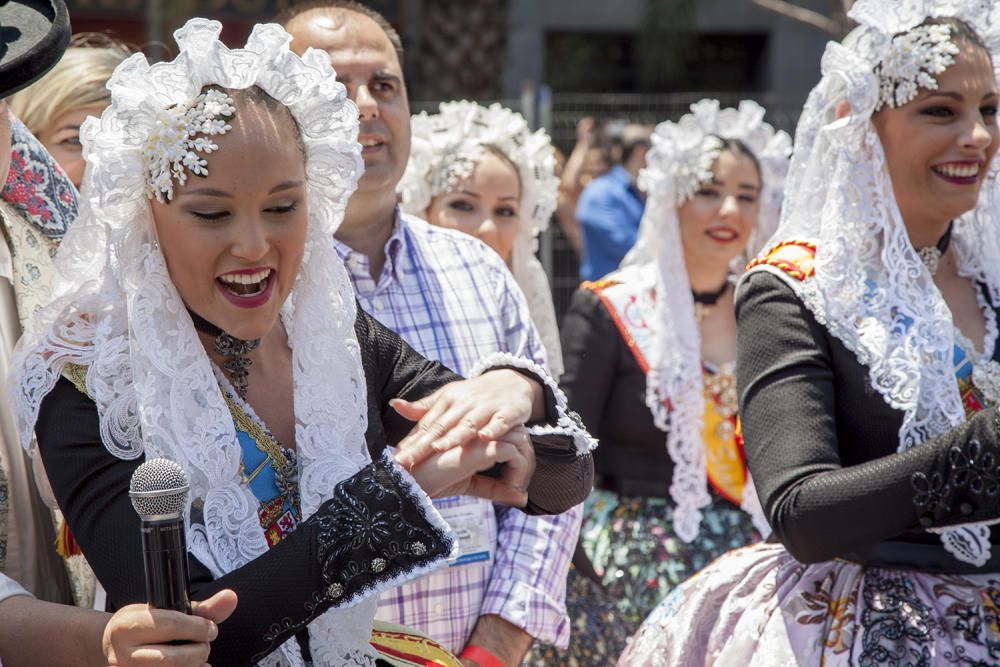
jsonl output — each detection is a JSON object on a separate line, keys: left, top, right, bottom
{"left": 459, "top": 645, "right": 506, "bottom": 667}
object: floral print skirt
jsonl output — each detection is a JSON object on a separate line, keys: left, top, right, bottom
{"left": 580, "top": 488, "right": 760, "bottom": 625}
{"left": 620, "top": 542, "right": 1000, "bottom": 666}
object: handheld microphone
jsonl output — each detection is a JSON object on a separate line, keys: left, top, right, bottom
{"left": 129, "top": 457, "right": 192, "bottom": 614}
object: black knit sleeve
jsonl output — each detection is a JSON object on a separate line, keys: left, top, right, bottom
{"left": 355, "top": 306, "right": 461, "bottom": 446}
{"left": 737, "top": 271, "right": 1000, "bottom": 564}
{"left": 34, "top": 377, "right": 453, "bottom": 667}
{"left": 558, "top": 287, "right": 620, "bottom": 435}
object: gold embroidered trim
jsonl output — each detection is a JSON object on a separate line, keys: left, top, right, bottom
{"left": 220, "top": 390, "right": 289, "bottom": 480}
{"left": 62, "top": 362, "right": 91, "bottom": 398}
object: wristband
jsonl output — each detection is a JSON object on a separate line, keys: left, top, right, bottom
{"left": 460, "top": 644, "right": 506, "bottom": 667}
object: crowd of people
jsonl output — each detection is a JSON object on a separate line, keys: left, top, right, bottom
{"left": 2, "top": 0, "right": 1000, "bottom": 665}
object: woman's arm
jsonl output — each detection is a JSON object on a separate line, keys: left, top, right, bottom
{"left": 0, "top": 585, "right": 235, "bottom": 667}
{"left": 738, "top": 272, "right": 1000, "bottom": 563}
{"left": 35, "top": 378, "right": 454, "bottom": 666}
{"left": 555, "top": 118, "right": 597, "bottom": 257}
{"left": 358, "top": 308, "right": 595, "bottom": 514}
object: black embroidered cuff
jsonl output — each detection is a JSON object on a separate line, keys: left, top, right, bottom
{"left": 313, "top": 453, "right": 456, "bottom": 608}
{"left": 911, "top": 434, "right": 1000, "bottom": 528}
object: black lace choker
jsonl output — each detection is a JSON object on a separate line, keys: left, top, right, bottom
{"left": 916, "top": 221, "right": 954, "bottom": 276}
{"left": 692, "top": 278, "right": 731, "bottom": 307}
{"left": 188, "top": 309, "right": 260, "bottom": 399}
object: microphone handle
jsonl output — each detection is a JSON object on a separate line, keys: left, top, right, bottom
{"left": 140, "top": 517, "right": 192, "bottom": 614}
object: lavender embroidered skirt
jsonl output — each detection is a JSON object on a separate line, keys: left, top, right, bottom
{"left": 619, "top": 542, "right": 1000, "bottom": 666}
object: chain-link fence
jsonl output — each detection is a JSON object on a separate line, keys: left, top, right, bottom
{"left": 411, "top": 90, "right": 807, "bottom": 322}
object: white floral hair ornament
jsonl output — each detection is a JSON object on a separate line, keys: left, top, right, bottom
{"left": 634, "top": 99, "right": 791, "bottom": 250}
{"left": 743, "top": 0, "right": 1000, "bottom": 566}
{"left": 143, "top": 89, "right": 235, "bottom": 201}
{"left": 611, "top": 99, "right": 791, "bottom": 543}
{"left": 8, "top": 19, "right": 455, "bottom": 667}
{"left": 876, "top": 23, "right": 960, "bottom": 109}
{"left": 399, "top": 101, "right": 565, "bottom": 376}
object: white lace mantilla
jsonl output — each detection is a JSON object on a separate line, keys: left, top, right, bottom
{"left": 398, "top": 102, "right": 564, "bottom": 377}
{"left": 739, "top": 0, "right": 1000, "bottom": 567}
{"left": 607, "top": 99, "right": 790, "bottom": 543}
{"left": 8, "top": 19, "right": 405, "bottom": 665}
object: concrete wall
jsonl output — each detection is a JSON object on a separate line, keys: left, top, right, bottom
{"left": 502, "top": 0, "right": 831, "bottom": 97}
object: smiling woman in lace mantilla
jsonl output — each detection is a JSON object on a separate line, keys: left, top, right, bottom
{"left": 620, "top": 1, "right": 1000, "bottom": 665}
{"left": 557, "top": 98, "right": 790, "bottom": 634}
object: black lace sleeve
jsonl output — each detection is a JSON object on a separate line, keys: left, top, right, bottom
{"left": 737, "top": 271, "right": 1000, "bottom": 564}
{"left": 34, "top": 377, "right": 453, "bottom": 667}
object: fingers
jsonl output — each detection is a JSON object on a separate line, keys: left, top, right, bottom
{"left": 108, "top": 606, "right": 213, "bottom": 647}
{"left": 388, "top": 397, "right": 429, "bottom": 422}
{"left": 463, "top": 474, "right": 528, "bottom": 508}
{"left": 393, "top": 371, "right": 541, "bottom": 469}
{"left": 119, "top": 642, "right": 211, "bottom": 666}
{"left": 104, "top": 605, "right": 220, "bottom": 667}
{"left": 460, "top": 435, "right": 531, "bottom": 506}
{"left": 394, "top": 391, "right": 454, "bottom": 467}
{"left": 397, "top": 404, "right": 486, "bottom": 468}
{"left": 410, "top": 432, "right": 534, "bottom": 506}
{"left": 191, "top": 589, "right": 237, "bottom": 625}
{"left": 477, "top": 406, "right": 525, "bottom": 441}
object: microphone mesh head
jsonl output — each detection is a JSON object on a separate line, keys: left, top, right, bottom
{"left": 129, "top": 458, "right": 190, "bottom": 518}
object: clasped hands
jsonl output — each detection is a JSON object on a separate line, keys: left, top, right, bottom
{"left": 392, "top": 369, "right": 544, "bottom": 508}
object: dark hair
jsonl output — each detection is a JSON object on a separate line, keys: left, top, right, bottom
{"left": 714, "top": 136, "right": 762, "bottom": 187}
{"left": 202, "top": 85, "right": 306, "bottom": 157}
{"left": 621, "top": 137, "right": 649, "bottom": 165}
{"left": 480, "top": 143, "right": 522, "bottom": 196}
{"left": 875, "top": 18, "right": 993, "bottom": 113}
{"left": 920, "top": 16, "right": 990, "bottom": 54}
{"left": 275, "top": 0, "right": 404, "bottom": 65}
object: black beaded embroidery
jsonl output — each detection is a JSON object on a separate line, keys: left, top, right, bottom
{"left": 911, "top": 438, "right": 1000, "bottom": 527}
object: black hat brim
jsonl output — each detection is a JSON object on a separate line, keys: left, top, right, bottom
{"left": 0, "top": 1, "right": 71, "bottom": 99}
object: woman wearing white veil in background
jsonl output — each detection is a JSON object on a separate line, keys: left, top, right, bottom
{"left": 398, "top": 101, "right": 564, "bottom": 378}
{"left": 621, "top": 1, "right": 1000, "bottom": 664}
{"left": 10, "top": 19, "right": 594, "bottom": 667}
{"left": 559, "top": 99, "right": 790, "bottom": 633}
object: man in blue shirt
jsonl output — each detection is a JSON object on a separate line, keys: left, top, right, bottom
{"left": 576, "top": 124, "right": 651, "bottom": 281}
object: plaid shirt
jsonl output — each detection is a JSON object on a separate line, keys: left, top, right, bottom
{"left": 335, "top": 212, "right": 580, "bottom": 652}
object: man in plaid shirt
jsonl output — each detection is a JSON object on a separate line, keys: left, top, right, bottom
{"left": 282, "top": 2, "right": 583, "bottom": 665}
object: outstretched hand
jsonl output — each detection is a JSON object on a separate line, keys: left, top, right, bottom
{"left": 391, "top": 369, "right": 544, "bottom": 469}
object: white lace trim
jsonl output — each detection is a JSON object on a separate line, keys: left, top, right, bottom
{"left": 606, "top": 99, "right": 790, "bottom": 543}
{"left": 7, "top": 19, "right": 409, "bottom": 665}
{"left": 467, "top": 351, "right": 598, "bottom": 455}
{"left": 739, "top": 473, "right": 772, "bottom": 539}
{"left": 398, "top": 102, "right": 563, "bottom": 377}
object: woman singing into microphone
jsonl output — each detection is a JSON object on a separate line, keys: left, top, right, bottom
{"left": 11, "top": 20, "right": 594, "bottom": 667}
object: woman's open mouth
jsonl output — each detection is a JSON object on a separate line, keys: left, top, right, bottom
{"left": 706, "top": 227, "right": 740, "bottom": 243}
{"left": 216, "top": 268, "right": 275, "bottom": 308}
{"left": 932, "top": 161, "right": 981, "bottom": 185}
